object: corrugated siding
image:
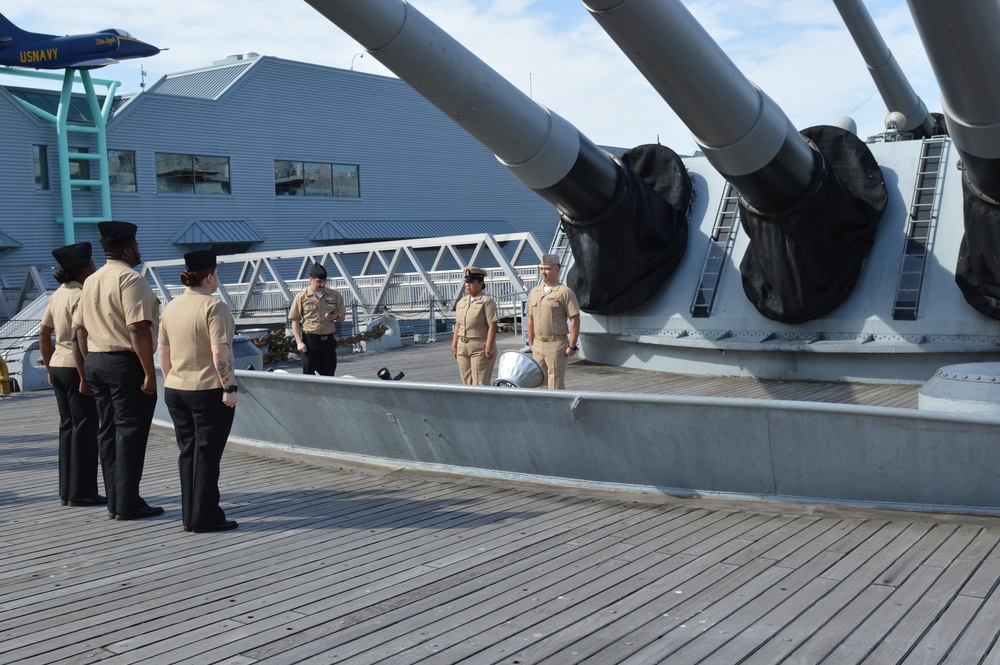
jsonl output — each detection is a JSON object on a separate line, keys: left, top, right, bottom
{"left": 311, "top": 219, "right": 516, "bottom": 241}
{"left": 0, "top": 56, "right": 559, "bottom": 278}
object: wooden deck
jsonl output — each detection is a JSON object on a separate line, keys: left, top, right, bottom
{"left": 4, "top": 342, "right": 1000, "bottom": 664}
{"left": 323, "top": 333, "right": 919, "bottom": 408}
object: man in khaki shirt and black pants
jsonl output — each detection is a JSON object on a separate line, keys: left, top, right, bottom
{"left": 73, "top": 221, "right": 163, "bottom": 521}
{"left": 289, "top": 263, "right": 345, "bottom": 376}
{"left": 527, "top": 254, "right": 581, "bottom": 390}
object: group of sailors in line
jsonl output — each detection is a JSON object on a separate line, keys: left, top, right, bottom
{"left": 41, "top": 221, "right": 238, "bottom": 532}
{"left": 40, "top": 226, "right": 582, "bottom": 531}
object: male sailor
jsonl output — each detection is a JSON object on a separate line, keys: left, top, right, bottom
{"left": 526, "top": 254, "right": 581, "bottom": 389}
{"left": 289, "top": 263, "right": 346, "bottom": 376}
{"left": 72, "top": 221, "right": 163, "bottom": 521}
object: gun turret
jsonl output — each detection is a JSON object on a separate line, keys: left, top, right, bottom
{"left": 906, "top": 0, "right": 1000, "bottom": 318}
{"left": 304, "top": 0, "right": 690, "bottom": 314}
{"left": 833, "top": 0, "right": 937, "bottom": 138}
{"left": 583, "top": 0, "right": 888, "bottom": 323}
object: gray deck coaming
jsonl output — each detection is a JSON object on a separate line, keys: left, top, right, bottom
{"left": 8, "top": 395, "right": 1000, "bottom": 663}
{"left": 211, "top": 357, "right": 1000, "bottom": 513}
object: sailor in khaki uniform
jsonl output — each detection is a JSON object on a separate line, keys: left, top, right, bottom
{"left": 289, "top": 263, "right": 345, "bottom": 376}
{"left": 451, "top": 266, "right": 499, "bottom": 385}
{"left": 39, "top": 242, "right": 103, "bottom": 507}
{"left": 158, "top": 250, "right": 239, "bottom": 533}
{"left": 527, "top": 254, "right": 581, "bottom": 390}
{"left": 72, "top": 221, "right": 163, "bottom": 520}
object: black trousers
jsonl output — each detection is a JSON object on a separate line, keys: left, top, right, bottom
{"left": 164, "top": 388, "right": 235, "bottom": 530}
{"left": 84, "top": 351, "right": 156, "bottom": 516}
{"left": 303, "top": 334, "right": 338, "bottom": 376}
{"left": 49, "top": 365, "right": 100, "bottom": 502}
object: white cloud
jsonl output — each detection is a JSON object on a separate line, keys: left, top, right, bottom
{"left": 3, "top": 0, "right": 943, "bottom": 153}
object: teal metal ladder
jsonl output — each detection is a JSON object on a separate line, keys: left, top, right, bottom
{"left": 3, "top": 67, "right": 120, "bottom": 245}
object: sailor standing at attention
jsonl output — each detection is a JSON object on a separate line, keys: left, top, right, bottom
{"left": 289, "top": 263, "right": 346, "bottom": 376}
{"left": 527, "top": 254, "right": 581, "bottom": 390}
{"left": 72, "top": 221, "right": 163, "bottom": 521}
{"left": 451, "top": 266, "right": 499, "bottom": 385}
{"left": 39, "top": 242, "right": 103, "bottom": 507}
{"left": 157, "top": 250, "right": 239, "bottom": 533}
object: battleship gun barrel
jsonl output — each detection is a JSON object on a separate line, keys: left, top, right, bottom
{"left": 833, "top": 0, "right": 935, "bottom": 137}
{"left": 582, "top": 0, "right": 816, "bottom": 212}
{"left": 302, "top": 0, "right": 618, "bottom": 221}
{"left": 907, "top": 0, "right": 1000, "bottom": 200}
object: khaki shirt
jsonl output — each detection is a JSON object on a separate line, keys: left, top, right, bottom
{"left": 455, "top": 293, "right": 498, "bottom": 338}
{"left": 74, "top": 259, "right": 160, "bottom": 353}
{"left": 40, "top": 281, "right": 83, "bottom": 368}
{"left": 527, "top": 283, "right": 580, "bottom": 337}
{"left": 158, "top": 285, "right": 235, "bottom": 391}
{"left": 289, "top": 287, "right": 344, "bottom": 335}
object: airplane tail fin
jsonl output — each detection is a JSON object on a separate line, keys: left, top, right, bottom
{"left": 0, "top": 13, "right": 31, "bottom": 41}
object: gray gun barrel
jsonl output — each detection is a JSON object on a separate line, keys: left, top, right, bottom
{"left": 907, "top": 0, "right": 1000, "bottom": 200}
{"left": 833, "top": 0, "right": 935, "bottom": 137}
{"left": 302, "top": 0, "right": 618, "bottom": 221}
{"left": 582, "top": 0, "right": 816, "bottom": 212}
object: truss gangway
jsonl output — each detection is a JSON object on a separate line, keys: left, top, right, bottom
{"left": 141, "top": 232, "right": 547, "bottom": 329}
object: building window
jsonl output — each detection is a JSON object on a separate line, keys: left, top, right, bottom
{"left": 333, "top": 163, "right": 360, "bottom": 197}
{"left": 155, "top": 153, "right": 231, "bottom": 194}
{"left": 109, "top": 150, "right": 137, "bottom": 192}
{"left": 33, "top": 145, "right": 48, "bottom": 190}
{"left": 69, "top": 147, "right": 90, "bottom": 190}
{"left": 274, "top": 160, "right": 359, "bottom": 197}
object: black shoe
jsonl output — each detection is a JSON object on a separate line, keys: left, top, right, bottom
{"left": 190, "top": 520, "right": 238, "bottom": 533}
{"left": 68, "top": 495, "right": 107, "bottom": 507}
{"left": 61, "top": 499, "right": 68, "bottom": 506}
{"left": 108, "top": 511, "right": 116, "bottom": 520}
{"left": 115, "top": 505, "right": 165, "bottom": 521}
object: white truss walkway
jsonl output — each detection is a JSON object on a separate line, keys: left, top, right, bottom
{"left": 141, "top": 232, "right": 547, "bottom": 326}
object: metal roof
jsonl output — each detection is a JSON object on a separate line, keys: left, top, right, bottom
{"left": 148, "top": 62, "right": 255, "bottom": 100}
{"left": 0, "top": 229, "right": 22, "bottom": 250}
{"left": 171, "top": 220, "right": 264, "bottom": 245}
{"left": 310, "top": 220, "right": 516, "bottom": 243}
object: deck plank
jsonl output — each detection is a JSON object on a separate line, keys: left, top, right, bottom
{"left": 0, "top": 365, "right": 993, "bottom": 665}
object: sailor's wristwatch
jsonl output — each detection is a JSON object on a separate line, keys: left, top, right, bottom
{"left": 223, "top": 385, "right": 239, "bottom": 394}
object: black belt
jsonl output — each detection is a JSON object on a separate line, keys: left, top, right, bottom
{"left": 304, "top": 334, "right": 334, "bottom": 341}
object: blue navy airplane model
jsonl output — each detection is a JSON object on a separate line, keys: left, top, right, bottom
{"left": 0, "top": 12, "right": 159, "bottom": 69}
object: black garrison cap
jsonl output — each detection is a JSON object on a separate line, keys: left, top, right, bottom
{"left": 97, "top": 221, "right": 138, "bottom": 240}
{"left": 184, "top": 250, "right": 217, "bottom": 272}
{"left": 51, "top": 242, "right": 92, "bottom": 267}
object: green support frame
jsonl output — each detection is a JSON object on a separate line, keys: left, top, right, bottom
{"left": 2, "top": 67, "right": 120, "bottom": 244}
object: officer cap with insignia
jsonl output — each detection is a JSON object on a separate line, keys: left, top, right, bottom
{"left": 97, "top": 221, "right": 138, "bottom": 241}
{"left": 51, "top": 242, "right": 92, "bottom": 268}
{"left": 184, "top": 250, "right": 217, "bottom": 272}
{"left": 464, "top": 265, "right": 487, "bottom": 281}
{"left": 540, "top": 253, "right": 561, "bottom": 267}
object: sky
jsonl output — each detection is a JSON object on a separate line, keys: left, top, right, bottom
{"left": 2, "top": 0, "right": 942, "bottom": 155}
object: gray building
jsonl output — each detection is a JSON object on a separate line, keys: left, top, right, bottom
{"left": 0, "top": 53, "right": 559, "bottom": 316}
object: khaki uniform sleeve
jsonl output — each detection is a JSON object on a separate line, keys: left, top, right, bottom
{"left": 288, "top": 290, "right": 303, "bottom": 321}
{"left": 41, "top": 300, "right": 55, "bottom": 328}
{"left": 120, "top": 272, "right": 158, "bottom": 326}
{"left": 485, "top": 297, "right": 499, "bottom": 324}
{"left": 157, "top": 308, "right": 169, "bottom": 347}
{"left": 207, "top": 300, "right": 235, "bottom": 346}
{"left": 564, "top": 288, "right": 581, "bottom": 318}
